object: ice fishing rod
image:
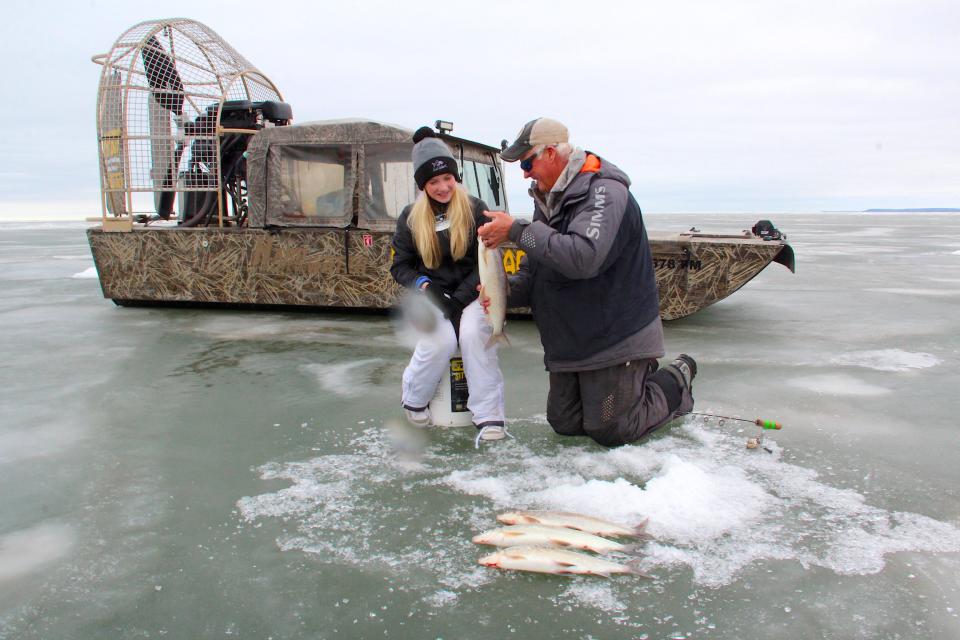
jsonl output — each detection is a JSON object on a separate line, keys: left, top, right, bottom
{"left": 691, "top": 412, "right": 783, "bottom": 452}
{"left": 691, "top": 413, "right": 782, "bottom": 430}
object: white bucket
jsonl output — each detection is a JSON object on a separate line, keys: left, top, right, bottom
{"left": 429, "top": 352, "right": 474, "bottom": 427}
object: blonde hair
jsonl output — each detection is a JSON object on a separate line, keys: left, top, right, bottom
{"left": 408, "top": 185, "right": 474, "bottom": 269}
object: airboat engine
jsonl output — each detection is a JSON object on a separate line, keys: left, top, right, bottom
{"left": 92, "top": 19, "right": 292, "bottom": 227}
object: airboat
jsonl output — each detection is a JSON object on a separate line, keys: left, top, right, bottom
{"left": 87, "top": 18, "right": 794, "bottom": 321}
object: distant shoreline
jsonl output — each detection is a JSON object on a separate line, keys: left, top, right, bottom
{"left": 865, "top": 208, "right": 960, "bottom": 212}
{"left": 823, "top": 208, "right": 960, "bottom": 213}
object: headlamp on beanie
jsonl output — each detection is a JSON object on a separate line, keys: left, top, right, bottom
{"left": 411, "top": 126, "right": 461, "bottom": 190}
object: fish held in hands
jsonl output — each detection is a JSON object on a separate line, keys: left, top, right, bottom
{"left": 472, "top": 525, "right": 638, "bottom": 555}
{"left": 496, "top": 510, "right": 650, "bottom": 539}
{"left": 478, "top": 545, "right": 651, "bottom": 578}
{"left": 477, "top": 239, "right": 510, "bottom": 348}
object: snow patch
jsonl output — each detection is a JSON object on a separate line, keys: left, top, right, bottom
{"left": 0, "top": 523, "right": 75, "bottom": 583}
{"left": 787, "top": 374, "right": 889, "bottom": 396}
{"left": 238, "top": 421, "right": 960, "bottom": 592}
{"left": 866, "top": 288, "right": 957, "bottom": 297}
{"left": 831, "top": 349, "right": 940, "bottom": 372}
{"left": 301, "top": 359, "right": 390, "bottom": 397}
{"left": 71, "top": 266, "right": 98, "bottom": 279}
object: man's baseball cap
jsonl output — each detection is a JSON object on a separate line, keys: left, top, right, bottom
{"left": 500, "top": 117, "right": 569, "bottom": 162}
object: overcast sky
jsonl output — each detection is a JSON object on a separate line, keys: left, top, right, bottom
{"left": 1, "top": 0, "right": 957, "bottom": 219}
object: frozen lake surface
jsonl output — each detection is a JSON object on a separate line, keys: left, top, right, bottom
{"left": 0, "top": 213, "right": 958, "bottom": 639}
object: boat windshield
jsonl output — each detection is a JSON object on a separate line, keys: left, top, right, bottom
{"left": 462, "top": 158, "right": 503, "bottom": 209}
{"left": 362, "top": 145, "right": 506, "bottom": 229}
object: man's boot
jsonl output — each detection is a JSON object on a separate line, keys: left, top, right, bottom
{"left": 649, "top": 354, "right": 697, "bottom": 416}
{"left": 666, "top": 354, "right": 697, "bottom": 390}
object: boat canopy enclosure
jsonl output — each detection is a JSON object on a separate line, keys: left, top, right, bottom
{"left": 245, "top": 120, "right": 509, "bottom": 231}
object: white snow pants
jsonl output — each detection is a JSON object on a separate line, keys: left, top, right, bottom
{"left": 401, "top": 299, "right": 506, "bottom": 426}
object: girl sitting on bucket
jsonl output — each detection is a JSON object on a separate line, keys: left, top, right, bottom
{"left": 390, "top": 127, "right": 508, "bottom": 443}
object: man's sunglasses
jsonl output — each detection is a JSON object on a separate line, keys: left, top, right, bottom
{"left": 519, "top": 154, "right": 536, "bottom": 172}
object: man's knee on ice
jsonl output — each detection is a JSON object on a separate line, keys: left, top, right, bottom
{"left": 547, "top": 412, "right": 585, "bottom": 437}
{"left": 585, "top": 427, "right": 631, "bottom": 448}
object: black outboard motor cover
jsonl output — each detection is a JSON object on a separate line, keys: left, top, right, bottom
{"left": 752, "top": 220, "right": 784, "bottom": 240}
{"left": 218, "top": 100, "right": 293, "bottom": 128}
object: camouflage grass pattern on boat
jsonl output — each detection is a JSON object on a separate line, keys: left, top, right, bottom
{"left": 87, "top": 228, "right": 789, "bottom": 319}
{"left": 88, "top": 227, "right": 402, "bottom": 309}
{"left": 648, "top": 233, "right": 790, "bottom": 319}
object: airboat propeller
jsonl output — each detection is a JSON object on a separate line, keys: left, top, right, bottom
{"left": 92, "top": 18, "right": 288, "bottom": 227}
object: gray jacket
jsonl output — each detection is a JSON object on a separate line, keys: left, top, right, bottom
{"left": 508, "top": 153, "right": 662, "bottom": 368}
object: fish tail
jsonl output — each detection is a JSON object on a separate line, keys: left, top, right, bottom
{"left": 485, "top": 331, "right": 511, "bottom": 349}
{"left": 625, "top": 559, "right": 654, "bottom": 579}
{"left": 632, "top": 518, "right": 653, "bottom": 540}
{"left": 619, "top": 543, "right": 645, "bottom": 555}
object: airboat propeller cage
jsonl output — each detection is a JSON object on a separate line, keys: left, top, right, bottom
{"left": 92, "top": 18, "right": 289, "bottom": 226}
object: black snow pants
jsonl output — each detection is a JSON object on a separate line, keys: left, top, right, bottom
{"left": 546, "top": 358, "right": 693, "bottom": 447}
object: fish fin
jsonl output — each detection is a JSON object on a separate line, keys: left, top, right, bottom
{"left": 550, "top": 539, "right": 572, "bottom": 547}
{"left": 505, "top": 551, "right": 528, "bottom": 560}
{"left": 496, "top": 513, "right": 535, "bottom": 525}
{"left": 504, "top": 531, "right": 525, "bottom": 537}
{"left": 485, "top": 332, "right": 510, "bottom": 349}
{"left": 555, "top": 560, "right": 577, "bottom": 567}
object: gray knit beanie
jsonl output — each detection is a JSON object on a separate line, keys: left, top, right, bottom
{"left": 411, "top": 126, "right": 460, "bottom": 190}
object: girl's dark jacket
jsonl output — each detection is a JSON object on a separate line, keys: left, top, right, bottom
{"left": 390, "top": 195, "right": 490, "bottom": 309}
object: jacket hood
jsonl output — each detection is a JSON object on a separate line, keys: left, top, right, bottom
{"left": 557, "top": 153, "right": 632, "bottom": 207}
{"left": 584, "top": 153, "right": 631, "bottom": 187}
{"left": 530, "top": 152, "right": 633, "bottom": 215}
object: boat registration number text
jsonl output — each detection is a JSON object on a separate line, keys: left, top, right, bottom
{"left": 653, "top": 258, "right": 703, "bottom": 271}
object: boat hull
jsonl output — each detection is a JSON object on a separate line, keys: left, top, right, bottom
{"left": 87, "top": 227, "right": 792, "bottom": 320}
{"left": 649, "top": 231, "right": 794, "bottom": 319}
